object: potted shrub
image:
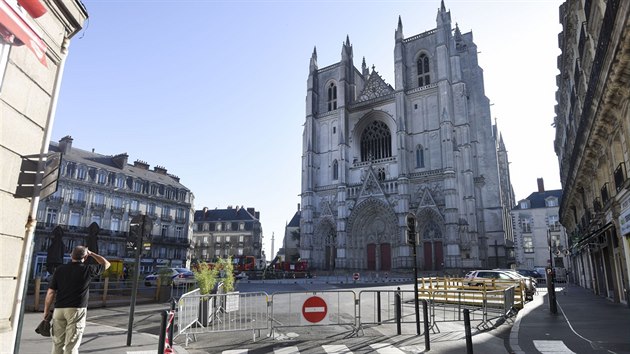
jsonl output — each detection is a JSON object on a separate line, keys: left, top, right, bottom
{"left": 193, "top": 262, "right": 218, "bottom": 326}
{"left": 157, "top": 268, "right": 174, "bottom": 302}
{"left": 217, "top": 257, "right": 239, "bottom": 312}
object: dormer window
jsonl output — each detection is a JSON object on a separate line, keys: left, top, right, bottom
{"left": 519, "top": 200, "right": 530, "bottom": 209}
{"left": 546, "top": 197, "right": 558, "bottom": 207}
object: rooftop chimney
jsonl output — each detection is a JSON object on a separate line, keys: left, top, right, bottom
{"left": 133, "top": 160, "right": 150, "bottom": 170}
{"left": 112, "top": 153, "right": 129, "bottom": 169}
{"left": 537, "top": 178, "right": 545, "bottom": 193}
{"left": 59, "top": 136, "right": 73, "bottom": 153}
{"left": 153, "top": 165, "right": 167, "bottom": 175}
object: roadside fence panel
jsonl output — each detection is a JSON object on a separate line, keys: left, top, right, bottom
{"left": 176, "top": 290, "right": 269, "bottom": 345}
{"left": 270, "top": 290, "right": 357, "bottom": 335}
{"left": 358, "top": 289, "right": 419, "bottom": 326}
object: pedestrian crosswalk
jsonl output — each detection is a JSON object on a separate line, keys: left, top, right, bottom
{"left": 221, "top": 343, "right": 409, "bottom": 353}
{"left": 533, "top": 340, "right": 576, "bottom": 354}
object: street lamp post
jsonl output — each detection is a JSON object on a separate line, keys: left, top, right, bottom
{"left": 547, "top": 228, "right": 557, "bottom": 314}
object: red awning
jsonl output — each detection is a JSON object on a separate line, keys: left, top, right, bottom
{"left": 0, "top": 0, "right": 47, "bottom": 66}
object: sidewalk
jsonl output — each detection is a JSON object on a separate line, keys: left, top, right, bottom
{"left": 17, "top": 307, "right": 188, "bottom": 354}
{"left": 510, "top": 283, "right": 630, "bottom": 354}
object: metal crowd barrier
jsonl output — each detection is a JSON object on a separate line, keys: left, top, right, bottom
{"left": 173, "top": 282, "right": 520, "bottom": 347}
{"left": 357, "top": 289, "right": 420, "bottom": 326}
{"left": 176, "top": 289, "right": 269, "bottom": 346}
{"left": 269, "top": 290, "right": 358, "bottom": 336}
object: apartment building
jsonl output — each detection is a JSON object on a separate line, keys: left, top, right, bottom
{"left": 554, "top": 0, "right": 630, "bottom": 303}
{"left": 33, "top": 136, "right": 194, "bottom": 276}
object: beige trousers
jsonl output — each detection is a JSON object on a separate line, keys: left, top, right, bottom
{"left": 51, "top": 307, "right": 87, "bottom": 354}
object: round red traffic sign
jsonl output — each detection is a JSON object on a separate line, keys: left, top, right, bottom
{"left": 353, "top": 273, "right": 360, "bottom": 281}
{"left": 302, "top": 296, "right": 327, "bottom": 323}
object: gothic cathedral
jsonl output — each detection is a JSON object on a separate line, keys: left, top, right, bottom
{"left": 300, "top": 1, "right": 515, "bottom": 272}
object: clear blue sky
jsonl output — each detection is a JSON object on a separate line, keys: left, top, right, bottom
{"left": 53, "top": 0, "right": 564, "bottom": 260}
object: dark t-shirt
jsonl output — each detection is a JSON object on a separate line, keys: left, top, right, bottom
{"left": 50, "top": 262, "right": 104, "bottom": 308}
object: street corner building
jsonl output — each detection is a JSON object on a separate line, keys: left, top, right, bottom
{"left": 299, "top": 1, "right": 515, "bottom": 272}
{"left": 554, "top": 0, "right": 630, "bottom": 304}
{"left": 0, "top": 0, "right": 87, "bottom": 351}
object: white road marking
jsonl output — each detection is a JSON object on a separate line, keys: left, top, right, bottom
{"left": 323, "top": 344, "right": 353, "bottom": 353}
{"left": 223, "top": 350, "right": 248, "bottom": 354}
{"left": 533, "top": 340, "right": 576, "bottom": 353}
{"left": 275, "top": 346, "right": 300, "bottom": 354}
{"left": 370, "top": 343, "right": 406, "bottom": 353}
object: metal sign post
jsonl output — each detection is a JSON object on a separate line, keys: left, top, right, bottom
{"left": 126, "top": 214, "right": 152, "bottom": 346}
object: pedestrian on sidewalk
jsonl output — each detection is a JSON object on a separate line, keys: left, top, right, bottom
{"left": 43, "top": 246, "right": 111, "bottom": 354}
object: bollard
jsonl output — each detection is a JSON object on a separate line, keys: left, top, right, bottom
{"left": 102, "top": 278, "right": 109, "bottom": 305}
{"left": 376, "top": 291, "right": 382, "bottom": 324}
{"left": 395, "top": 287, "right": 402, "bottom": 335}
{"left": 158, "top": 310, "right": 167, "bottom": 354}
{"left": 422, "top": 299, "right": 430, "bottom": 351}
{"left": 168, "top": 309, "right": 174, "bottom": 347}
{"left": 464, "top": 308, "right": 473, "bottom": 354}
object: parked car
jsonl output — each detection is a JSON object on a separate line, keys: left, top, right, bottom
{"left": 465, "top": 269, "right": 535, "bottom": 300}
{"left": 516, "top": 269, "right": 543, "bottom": 279}
{"left": 144, "top": 268, "right": 195, "bottom": 286}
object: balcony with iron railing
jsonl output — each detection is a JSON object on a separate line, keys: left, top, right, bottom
{"left": 161, "top": 214, "right": 173, "bottom": 222}
{"left": 593, "top": 198, "right": 602, "bottom": 213}
{"left": 46, "top": 196, "right": 63, "bottom": 205}
{"left": 614, "top": 162, "right": 627, "bottom": 192}
{"left": 90, "top": 202, "right": 106, "bottom": 211}
{"left": 128, "top": 209, "right": 141, "bottom": 217}
{"left": 111, "top": 206, "right": 125, "bottom": 214}
{"left": 601, "top": 183, "right": 610, "bottom": 204}
{"left": 69, "top": 199, "right": 86, "bottom": 208}
{"left": 175, "top": 216, "right": 186, "bottom": 224}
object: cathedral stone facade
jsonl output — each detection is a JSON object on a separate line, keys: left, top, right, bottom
{"left": 300, "top": 2, "right": 514, "bottom": 272}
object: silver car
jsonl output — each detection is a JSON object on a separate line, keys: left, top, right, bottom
{"left": 465, "top": 269, "right": 535, "bottom": 300}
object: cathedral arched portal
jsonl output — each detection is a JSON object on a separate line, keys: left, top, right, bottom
{"left": 416, "top": 207, "right": 445, "bottom": 271}
{"left": 347, "top": 198, "right": 397, "bottom": 271}
{"left": 313, "top": 218, "right": 337, "bottom": 270}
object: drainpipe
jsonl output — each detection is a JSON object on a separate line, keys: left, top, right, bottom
{"left": 12, "top": 37, "right": 71, "bottom": 354}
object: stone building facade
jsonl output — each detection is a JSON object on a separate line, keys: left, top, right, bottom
{"left": 554, "top": 0, "right": 630, "bottom": 304}
{"left": 0, "top": 0, "right": 87, "bottom": 349}
{"left": 299, "top": 2, "right": 514, "bottom": 272}
{"left": 511, "top": 179, "right": 569, "bottom": 271}
{"left": 33, "top": 136, "right": 195, "bottom": 275}
{"left": 192, "top": 206, "right": 263, "bottom": 263}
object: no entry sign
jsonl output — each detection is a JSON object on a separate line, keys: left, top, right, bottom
{"left": 302, "top": 296, "right": 328, "bottom": 323}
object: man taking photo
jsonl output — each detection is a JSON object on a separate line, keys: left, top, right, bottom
{"left": 44, "top": 245, "right": 110, "bottom": 354}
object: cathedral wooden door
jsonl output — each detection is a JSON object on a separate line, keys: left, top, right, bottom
{"left": 325, "top": 245, "right": 336, "bottom": 270}
{"left": 380, "top": 243, "right": 391, "bottom": 271}
{"left": 434, "top": 241, "right": 443, "bottom": 270}
{"left": 423, "top": 242, "right": 433, "bottom": 270}
{"left": 367, "top": 243, "right": 376, "bottom": 270}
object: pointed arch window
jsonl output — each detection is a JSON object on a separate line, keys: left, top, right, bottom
{"left": 332, "top": 159, "right": 339, "bottom": 180}
{"left": 327, "top": 82, "right": 337, "bottom": 111}
{"left": 360, "top": 121, "right": 392, "bottom": 162}
{"left": 417, "top": 53, "right": 430, "bottom": 87}
{"left": 416, "top": 145, "right": 425, "bottom": 168}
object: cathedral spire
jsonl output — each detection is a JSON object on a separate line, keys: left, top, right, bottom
{"left": 362, "top": 56, "right": 369, "bottom": 77}
{"left": 441, "top": 0, "right": 446, "bottom": 12}
{"left": 341, "top": 35, "right": 353, "bottom": 61}
{"left": 395, "top": 15, "right": 404, "bottom": 41}
{"left": 309, "top": 46, "right": 318, "bottom": 72}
